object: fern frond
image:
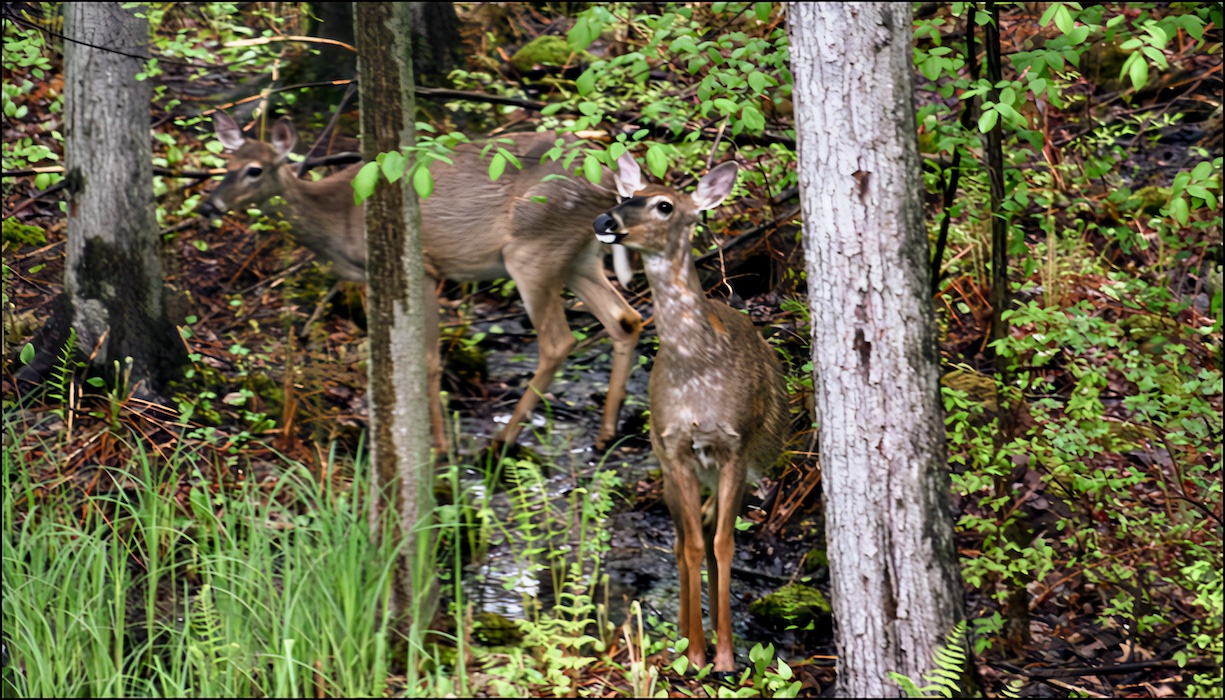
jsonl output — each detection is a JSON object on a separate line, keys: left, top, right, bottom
{"left": 889, "top": 620, "right": 976, "bottom": 698}
{"left": 48, "top": 327, "right": 77, "bottom": 405}
{"left": 998, "top": 678, "right": 1025, "bottom": 698}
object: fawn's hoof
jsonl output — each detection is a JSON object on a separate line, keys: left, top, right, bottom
{"left": 709, "top": 670, "right": 738, "bottom": 684}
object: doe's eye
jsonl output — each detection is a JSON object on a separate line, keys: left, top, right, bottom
{"left": 657, "top": 201, "right": 673, "bottom": 214}
{"left": 246, "top": 166, "right": 264, "bottom": 178}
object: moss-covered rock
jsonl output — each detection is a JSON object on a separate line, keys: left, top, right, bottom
{"left": 1081, "top": 39, "right": 1129, "bottom": 93}
{"left": 509, "top": 35, "right": 594, "bottom": 72}
{"left": 445, "top": 339, "right": 488, "bottom": 384}
{"left": 803, "top": 548, "right": 828, "bottom": 571}
{"left": 473, "top": 611, "right": 525, "bottom": 647}
{"left": 1131, "top": 185, "right": 1171, "bottom": 216}
{"left": 2, "top": 219, "right": 47, "bottom": 246}
{"left": 940, "top": 367, "right": 997, "bottom": 413}
{"left": 749, "top": 583, "right": 831, "bottom": 629}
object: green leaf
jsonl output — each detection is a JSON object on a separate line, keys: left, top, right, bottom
{"left": 1169, "top": 195, "right": 1189, "bottom": 225}
{"left": 86, "top": 376, "right": 106, "bottom": 388}
{"left": 670, "top": 35, "right": 697, "bottom": 54}
{"left": 977, "top": 108, "right": 999, "bottom": 133}
{"left": 920, "top": 56, "right": 942, "bottom": 81}
{"left": 999, "top": 86, "right": 1015, "bottom": 105}
{"left": 567, "top": 16, "right": 598, "bottom": 51}
{"left": 582, "top": 154, "right": 602, "bottom": 185}
{"left": 1186, "top": 184, "right": 1211, "bottom": 200}
{"left": 755, "top": 2, "right": 772, "bottom": 22}
{"left": 672, "top": 655, "right": 690, "bottom": 675}
{"left": 645, "top": 144, "right": 669, "bottom": 179}
{"left": 497, "top": 147, "right": 521, "bottom": 170}
{"left": 381, "top": 150, "right": 407, "bottom": 183}
{"left": 1053, "top": 5, "right": 1074, "bottom": 34}
{"left": 19, "top": 342, "right": 34, "bottom": 365}
{"left": 576, "top": 68, "right": 596, "bottom": 96}
{"left": 1038, "top": 3, "right": 1059, "bottom": 27}
{"left": 352, "top": 161, "right": 380, "bottom": 205}
{"left": 1140, "top": 45, "right": 1168, "bottom": 70}
{"left": 1180, "top": 15, "right": 1205, "bottom": 40}
{"left": 413, "top": 165, "right": 434, "bottom": 199}
{"left": 748, "top": 70, "right": 767, "bottom": 93}
{"left": 1146, "top": 23, "right": 1169, "bottom": 48}
{"left": 608, "top": 141, "right": 626, "bottom": 163}
{"left": 1191, "top": 161, "right": 1214, "bottom": 180}
{"left": 740, "top": 104, "right": 765, "bottom": 133}
{"left": 489, "top": 152, "right": 507, "bottom": 181}
{"left": 1066, "top": 25, "right": 1089, "bottom": 45}
{"left": 994, "top": 101, "right": 1023, "bottom": 125}
{"left": 34, "top": 172, "right": 50, "bottom": 190}
{"left": 540, "top": 102, "right": 565, "bottom": 116}
{"left": 1128, "top": 52, "right": 1149, "bottom": 90}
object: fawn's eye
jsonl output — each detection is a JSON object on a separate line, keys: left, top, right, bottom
{"left": 246, "top": 166, "right": 264, "bottom": 178}
{"left": 657, "top": 201, "right": 673, "bottom": 214}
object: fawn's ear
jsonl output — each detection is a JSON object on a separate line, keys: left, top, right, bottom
{"left": 269, "top": 117, "right": 298, "bottom": 161}
{"left": 615, "top": 152, "right": 645, "bottom": 200}
{"left": 213, "top": 111, "right": 245, "bottom": 152}
{"left": 692, "top": 161, "right": 739, "bottom": 212}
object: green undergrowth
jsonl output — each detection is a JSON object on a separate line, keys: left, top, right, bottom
{"left": 1, "top": 416, "right": 801, "bottom": 698}
{"left": 1, "top": 426, "right": 401, "bottom": 697}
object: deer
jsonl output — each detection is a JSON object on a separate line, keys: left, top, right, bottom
{"left": 197, "top": 111, "right": 643, "bottom": 453}
{"left": 594, "top": 154, "right": 790, "bottom": 673}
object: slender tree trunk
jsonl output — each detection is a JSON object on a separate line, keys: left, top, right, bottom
{"left": 407, "top": 2, "right": 463, "bottom": 86}
{"left": 18, "top": 3, "right": 184, "bottom": 394}
{"left": 982, "top": 1, "right": 1030, "bottom": 650}
{"left": 355, "top": 0, "right": 437, "bottom": 664}
{"left": 788, "top": 4, "right": 965, "bottom": 696}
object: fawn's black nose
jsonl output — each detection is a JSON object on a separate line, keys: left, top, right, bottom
{"left": 593, "top": 213, "right": 622, "bottom": 243}
{"left": 197, "top": 200, "right": 219, "bottom": 218}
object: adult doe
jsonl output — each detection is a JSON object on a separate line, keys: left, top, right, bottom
{"left": 593, "top": 155, "right": 789, "bottom": 673}
{"left": 198, "top": 111, "right": 643, "bottom": 451}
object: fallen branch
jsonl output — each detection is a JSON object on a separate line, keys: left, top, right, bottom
{"left": 224, "top": 35, "right": 357, "bottom": 53}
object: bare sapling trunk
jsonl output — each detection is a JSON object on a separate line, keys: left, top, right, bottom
{"left": 788, "top": 3, "right": 966, "bottom": 696}
{"left": 355, "top": 0, "right": 437, "bottom": 655}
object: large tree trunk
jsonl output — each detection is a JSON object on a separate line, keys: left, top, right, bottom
{"left": 19, "top": 3, "right": 184, "bottom": 394}
{"left": 787, "top": 3, "right": 965, "bottom": 696}
{"left": 355, "top": 0, "right": 437, "bottom": 669}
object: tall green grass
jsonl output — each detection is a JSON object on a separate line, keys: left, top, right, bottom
{"left": 2, "top": 428, "right": 402, "bottom": 697}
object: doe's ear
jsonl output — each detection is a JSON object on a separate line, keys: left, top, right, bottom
{"left": 213, "top": 110, "right": 246, "bottom": 152}
{"left": 269, "top": 117, "right": 298, "bottom": 161}
{"left": 615, "top": 152, "right": 645, "bottom": 200}
{"left": 692, "top": 161, "right": 739, "bottom": 212}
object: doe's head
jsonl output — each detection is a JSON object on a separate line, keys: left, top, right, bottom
{"left": 198, "top": 111, "right": 298, "bottom": 217}
{"left": 593, "top": 153, "right": 739, "bottom": 256}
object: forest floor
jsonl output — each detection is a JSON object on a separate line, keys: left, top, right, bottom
{"left": 3, "top": 3, "right": 1222, "bottom": 698}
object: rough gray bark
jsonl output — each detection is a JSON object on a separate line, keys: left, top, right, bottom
{"left": 18, "top": 3, "right": 184, "bottom": 393}
{"left": 787, "top": 3, "right": 965, "bottom": 696}
{"left": 355, "top": 0, "right": 437, "bottom": 646}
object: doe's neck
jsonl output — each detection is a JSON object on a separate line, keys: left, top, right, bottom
{"left": 642, "top": 234, "right": 721, "bottom": 350}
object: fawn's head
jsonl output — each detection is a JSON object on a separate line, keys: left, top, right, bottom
{"left": 593, "top": 153, "right": 739, "bottom": 257}
{"left": 198, "top": 111, "right": 298, "bottom": 217}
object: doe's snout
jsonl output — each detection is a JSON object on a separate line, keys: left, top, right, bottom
{"left": 197, "top": 199, "right": 220, "bottom": 218}
{"left": 593, "top": 212, "right": 622, "bottom": 244}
